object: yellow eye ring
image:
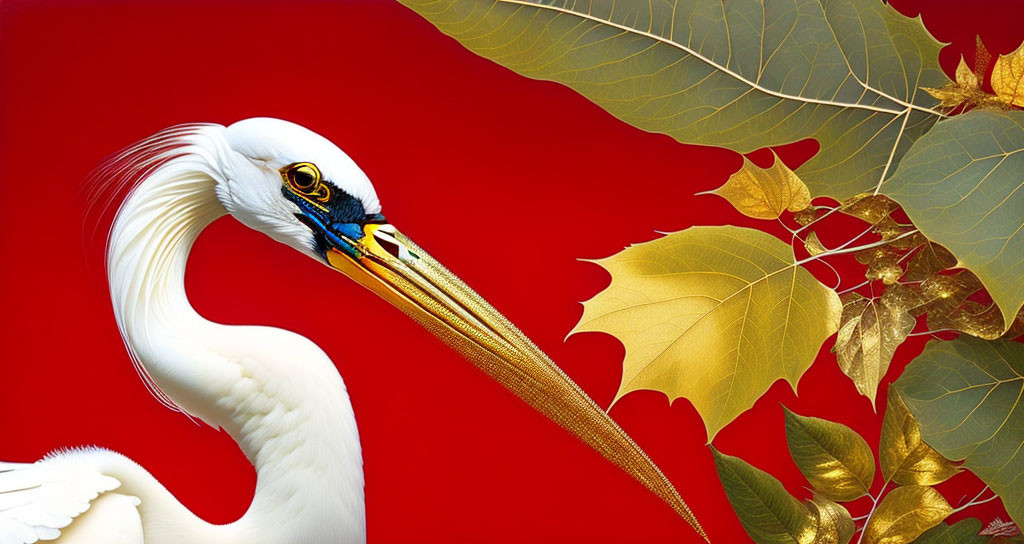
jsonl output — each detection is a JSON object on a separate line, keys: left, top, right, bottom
{"left": 284, "top": 162, "right": 322, "bottom": 193}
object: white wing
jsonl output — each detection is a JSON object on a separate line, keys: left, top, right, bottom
{"left": 0, "top": 457, "right": 130, "bottom": 543}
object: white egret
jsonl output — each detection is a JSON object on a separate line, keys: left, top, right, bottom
{"left": 0, "top": 118, "right": 705, "bottom": 543}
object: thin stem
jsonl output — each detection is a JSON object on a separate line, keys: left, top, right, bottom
{"left": 792, "top": 204, "right": 842, "bottom": 235}
{"left": 906, "top": 329, "right": 956, "bottom": 337}
{"left": 856, "top": 481, "right": 892, "bottom": 544}
{"left": 839, "top": 280, "right": 871, "bottom": 295}
{"left": 950, "top": 487, "right": 999, "bottom": 515}
{"left": 795, "top": 229, "right": 919, "bottom": 267}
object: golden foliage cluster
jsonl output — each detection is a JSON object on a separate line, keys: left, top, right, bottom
{"left": 715, "top": 399, "right": 971, "bottom": 544}
{"left": 924, "top": 37, "right": 1024, "bottom": 110}
{"left": 801, "top": 192, "right": 1022, "bottom": 406}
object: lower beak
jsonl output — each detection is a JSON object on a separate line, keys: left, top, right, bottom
{"left": 326, "top": 224, "right": 706, "bottom": 541}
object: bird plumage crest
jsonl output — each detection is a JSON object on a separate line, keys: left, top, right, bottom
{"left": 81, "top": 124, "right": 224, "bottom": 418}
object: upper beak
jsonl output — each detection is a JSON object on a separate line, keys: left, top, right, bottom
{"left": 325, "top": 223, "right": 706, "bottom": 541}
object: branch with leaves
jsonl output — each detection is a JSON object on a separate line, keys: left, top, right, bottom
{"left": 712, "top": 393, "right": 1020, "bottom": 544}
{"left": 399, "top": 0, "right": 1024, "bottom": 539}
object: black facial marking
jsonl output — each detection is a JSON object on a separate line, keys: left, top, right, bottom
{"left": 323, "top": 186, "right": 367, "bottom": 225}
{"left": 284, "top": 180, "right": 371, "bottom": 258}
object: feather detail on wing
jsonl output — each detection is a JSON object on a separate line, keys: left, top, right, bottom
{"left": 0, "top": 456, "right": 134, "bottom": 543}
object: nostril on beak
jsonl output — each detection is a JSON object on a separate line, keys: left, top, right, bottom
{"left": 372, "top": 229, "right": 418, "bottom": 262}
{"left": 377, "top": 236, "right": 403, "bottom": 259}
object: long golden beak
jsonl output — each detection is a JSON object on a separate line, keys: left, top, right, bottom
{"left": 326, "top": 223, "right": 706, "bottom": 541}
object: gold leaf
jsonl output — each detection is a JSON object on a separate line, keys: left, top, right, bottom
{"left": 992, "top": 43, "right": 1024, "bottom": 107}
{"left": 879, "top": 388, "right": 959, "bottom": 486}
{"left": 856, "top": 246, "right": 893, "bottom": 266}
{"left": 929, "top": 300, "right": 1004, "bottom": 340}
{"left": 956, "top": 56, "right": 979, "bottom": 89}
{"left": 922, "top": 85, "right": 974, "bottom": 109}
{"left": 794, "top": 207, "right": 820, "bottom": 226}
{"left": 805, "top": 232, "right": 827, "bottom": 256}
{"left": 923, "top": 54, "right": 1001, "bottom": 110}
{"left": 903, "top": 239, "right": 957, "bottom": 283}
{"left": 806, "top": 496, "right": 855, "bottom": 544}
{"left": 872, "top": 217, "right": 912, "bottom": 242}
{"left": 784, "top": 408, "right": 875, "bottom": 502}
{"left": 915, "top": 272, "right": 1006, "bottom": 340}
{"left": 708, "top": 152, "right": 811, "bottom": 219}
{"left": 863, "top": 486, "right": 952, "bottom": 544}
{"left": 574, "top": 227, "right": 841, "bottom": 440}
{"left": 867, "top": 259, "right": 904, "bottom": 286}
{"left": 976, "top": 36, "right": 993, "bottom": 82}
{"left": 835, "top": 294, "right": 916, "bottom": 406}
{"left": 841, "top": 194, "right": 898, "bottom": 225}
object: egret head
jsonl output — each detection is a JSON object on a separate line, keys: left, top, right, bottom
{"left": 212, "top": 118, "right": 438, "bottom": 312}
{"left": 215, "top": 118, "right": 386, "bottom": 262}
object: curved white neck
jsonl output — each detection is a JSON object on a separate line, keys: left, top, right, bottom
{"left": 106, "top": 153, "right": 365, "bottom": 543}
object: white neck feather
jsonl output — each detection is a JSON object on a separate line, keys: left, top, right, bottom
{"left": 104, "top": 133, "right": 365, "bottom": 543}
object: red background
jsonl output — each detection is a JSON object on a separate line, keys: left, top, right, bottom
{"left": 0, "top": 1, "right": 1019, "bottom": 542}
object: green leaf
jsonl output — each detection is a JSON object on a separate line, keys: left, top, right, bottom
{"left": 399, "top": 0, "right": 948, "bottom": 199}
{"left": 911, "top": 519, "right": 986, "bottom": 544}
{"left": 895, "top": 337, "right": 1024, "bottom": 526}
{"left": 712, "top": 447, "right": 817, "bottom": 544}
{"left": 572, "top": 226, "right": 841, "bottom": 440}
{"left": 886, "top": 110, "right": 1024, "bottom": 330}
{"left": 784, "top": 408, "right": 875, "bottom": 501}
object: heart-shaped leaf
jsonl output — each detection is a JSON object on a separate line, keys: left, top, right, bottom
{"left": 886, "top": 110, "right": 1024, "bottom": 331}
{"left": 895, "top": 337, "right": 1024, "bottom": 526}
{"left": 400, "top": 0, "right": 948, "bottom": 199}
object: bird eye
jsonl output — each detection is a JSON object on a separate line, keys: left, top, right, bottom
{"left": 285, "top": 162, "right": 321, "bottom": 192}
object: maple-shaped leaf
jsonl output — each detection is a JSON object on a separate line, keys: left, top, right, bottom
{"left": 704, "top": 152, "right": 811, "bottom": 219}
{"left": 835, "top": 293, "right": 916, "bottom": 406}
{"left": 573, "top": 226, "right": 841, "bottom": 440}
{"left": 981, "top": 518, "right": 1022, "bottom": 538}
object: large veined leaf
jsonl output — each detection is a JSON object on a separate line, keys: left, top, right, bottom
{"left": 399, "top": 0, "right": 948, "bottom": 199}
{"left": 572, "top": 226, "right": 841, "bottom": 440}
{"left": 895, "top": 337, "right": 1024, "bottom": 526}
{"left": 886, "top": 110, "right": 1024, "bottom": 330}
